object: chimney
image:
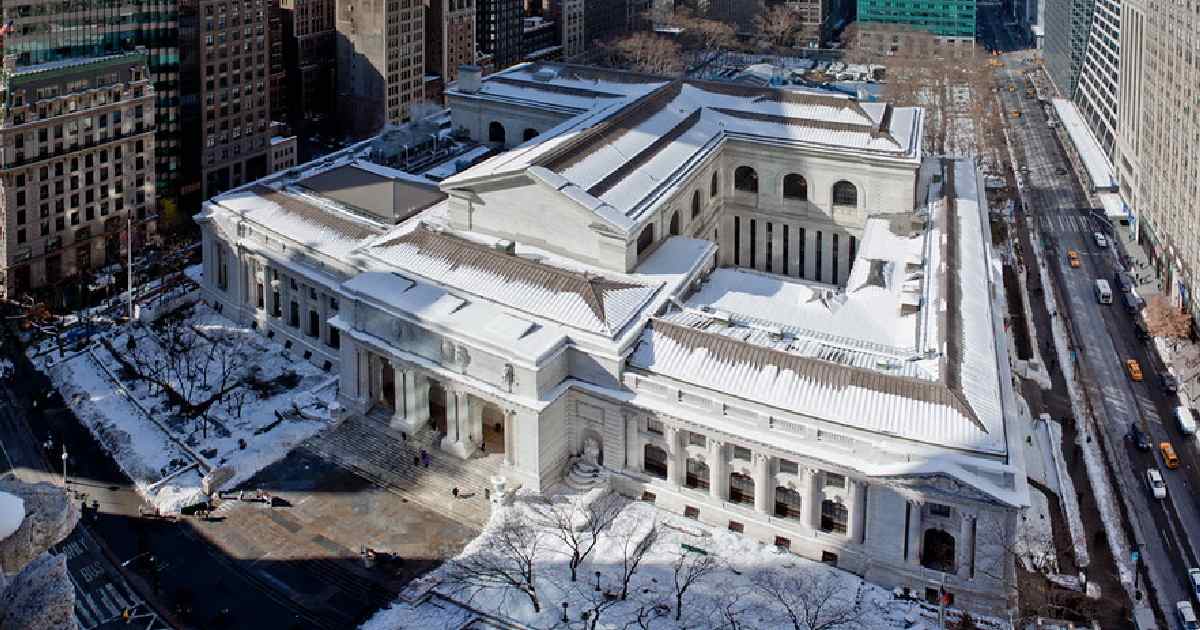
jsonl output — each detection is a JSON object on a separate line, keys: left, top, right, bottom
{"left": 458, "top": 64, "right": 482, "bottom": 93}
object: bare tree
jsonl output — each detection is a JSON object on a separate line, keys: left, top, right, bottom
{"left": 443, "top": 511, "right": 545, "bottom": 613}
{"left": 605, "top": 32, "right": 685, "bottom": 75}
{"left": 615, "top": 518, "right": 658, "bottom": 600}
{"left": 532, "top": 491, "right": 625, "bottom": 582}
{"left": 750, "top": 568, "right": 863, "bottom": 630}
{"left": 709, "top": 586, "right": 754, "bottom": 629}
{"left": 754, "top": 4, "right": 802, "bottom": 49}
{"left": 1145, "top": 294, "right": 1193, "bottom": 340}
{"left": 669, "top": 550, "right": 719, "bottom": 621}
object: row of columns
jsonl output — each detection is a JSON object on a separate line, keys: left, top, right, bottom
{"left": 725, "top": 213, "right": 856, "bottom": 286}
{"left": 655, "top": 426, "right": 866, "bottom": 540}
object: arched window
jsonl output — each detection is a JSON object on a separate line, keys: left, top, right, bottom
{"left": 691, "top": 190, "right": 701, "bottom": 219}
{"left": 643, "top": 444, "right": 668, "bottom": 479}
{"left": 832, "top": 180, "right": 858, "bottom": 207}
{"left": 488, "top": 121, "right": 506, "bottom": 144}
{"left": 522, "top": 128, "right": 538, "bottom": 141}
{"left": 669, "top": 211, "right": 680, "bottom": 236}
{"left": 734, "top": 166, "right": 758, "bottom": 193}
{"left": 921, "top": 529, "right": 957, "bottom": 573}
{"left": 820, "top": 499, "right": 848, "bottom": 534}
{"left": 636, "top": 224, "right": 654, "bottom": 256}
{"left": 783, "top": 174, "right": 808, "bottom": 200}
{"left": 710, "top": 171, "right": 720, "bottom": 197}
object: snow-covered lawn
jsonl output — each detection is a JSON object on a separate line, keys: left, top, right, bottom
{"left": 31, "top": 301, "right": 338, "bottom": 512}
{"left": 363, "top": 489, "right": 998, "bottom": 630}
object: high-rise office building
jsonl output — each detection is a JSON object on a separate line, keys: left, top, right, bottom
{"left": 477, "top": 0, "right": 523, "bottom": 71}
{"left": 427, "top": 0, "right": 477, "bottom": 99}
{"left": 1118, "top": 0, "right": 1200, "bottom": 315}
{"left": 1, "top": 0, "right": 181, "bottom": 202}
{"left": 549, "top": 0, "right": 585, "bottom": 58}
{"left": 278, "top": 0, "right": 337, "bottom": 146}
{"left": 856, "top": 0, "right": 977, "bottom": 41}
{"left": 335, "top": 0, "right": 425, "bottom": 138}
{"left": 0, "top": 53, "right": 158, "bottom": 297}
{"left": 179, "top": 0, "right": 274, "bottom": 199}
{"left": 1043, "top": 0, "right": 1094, "bottom": 95}
{"left": 269, "top": 0, "right": 288, "bottom": 123}
{"left": 1072, "top": 0, "right": 1119, "bottom": 155}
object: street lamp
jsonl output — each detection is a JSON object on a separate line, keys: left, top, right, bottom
{"left": 61, "top": 446, "right": 68, "bottom": 485}
{"left": 594, "top": 570, "right": 602, "bottom": 592}
{"left": 561, "top": 601, "right": 569, "bottom": 623}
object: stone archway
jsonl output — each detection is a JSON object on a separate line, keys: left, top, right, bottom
{"left": 482, "top": 402, "right": 506, "bottom": 455}
{"left": 921, "top": 528, "right": 957, "bottom": 573}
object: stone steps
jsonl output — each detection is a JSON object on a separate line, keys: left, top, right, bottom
{"left": 303, "top": 413, "right": 497, "bottom": 528}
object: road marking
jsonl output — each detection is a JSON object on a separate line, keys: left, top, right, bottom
{"left": 105, "top": 581, "right": 132, "bottom": 612}
{"left": 95, "top": 585, "right": 120, "bottom": 617}
{"left": 79, "top": 560, "right": 104, "bottom": 583}
{"left": 74, "top": 600, "right": 97, "bottom": 629}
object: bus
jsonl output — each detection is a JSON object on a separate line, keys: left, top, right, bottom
{"left": 1095, "top": 279, "right": 1113, "bottom": 304}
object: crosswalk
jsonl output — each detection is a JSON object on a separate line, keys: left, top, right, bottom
{"left": 1039, "top": 213, "right": 1097, "bottom": 234}
{"left": 56, "top": 530, "right": 170, "bottom": 630}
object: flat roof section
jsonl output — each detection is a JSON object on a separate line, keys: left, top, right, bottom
{"left": 300, "top": 164, "right": 446, "bottom": 225}
{"left": 1051, "top": 98, "right": 1117, "bottom": 192}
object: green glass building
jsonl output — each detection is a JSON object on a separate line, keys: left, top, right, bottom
{"left": 3, "top": 0, "right": 181, "bottom": 198}
{"left": 856, "top": 0, "right": 977, "bottom": 40}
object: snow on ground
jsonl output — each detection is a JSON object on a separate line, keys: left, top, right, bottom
{"left": 30, "top": 302, "right": 338, "bottom": 512}
{"left": 363, "top": 490, "right": 1000, "bottom": 630}
{"left": 0, "top": 491, "right": 25, "bottom": 541}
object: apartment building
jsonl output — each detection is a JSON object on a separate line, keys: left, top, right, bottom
{"left": 427, "top": 0, "right": 477, "bottom": 101}
{"left": 278, "top": 0, "right": 336, "bottom": 147}
{"left": 477, "top": 0, "right": 524, "bottom": 71}
{"left": 335, "top": 0, "right": 426, "bottom": 139}
{"left": 179, "top": 0, "right": 274, "bottom": 200}
{"left": 0, "top": 53, "right": 158, "bottom": 298}
{"left": 1, "top": 0, "right": 181, "bottom": 203}
{"left": 269, "top": 0, "right": 287, "bottom": 123}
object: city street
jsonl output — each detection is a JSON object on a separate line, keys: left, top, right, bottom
{"left": 993, "top": 50, "right": 1200, "bottom": 627}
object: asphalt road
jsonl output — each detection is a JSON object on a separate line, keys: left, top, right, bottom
{"left": 996, "top": 55, "right": 1200, "bottom": 628}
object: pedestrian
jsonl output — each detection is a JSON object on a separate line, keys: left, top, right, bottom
{"left": 400, "top": 431, "right": 407, "bottom": 442}
{"left": 413, "top": 455, "right": 420, "bottom": 467}
{"left": 452, "top": 487, "right": 459, "bottom": 498}
{"left": 420, "top": 449, "right": 430, "bottom": 468}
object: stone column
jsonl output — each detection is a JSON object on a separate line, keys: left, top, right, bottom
{"left": 754, "top": 218, "right": 768, "bottom": 271}
{"left": 737, "top": 215, "right": 752, "bottom": 267}
{"left": 847, "top": 480, "right": 866, "bottom": 543}
{"left": 803, "top": 228, "right": 818, "bottom": 280}
{"left": 958, "top": 512, "right": 976, "bottom": 579}
{"left": 503, "top": 409, "right": 516, "bottom": 467}
{"left": 906, "top": 501, "right": 924, "bottom": 566}
{"left": 665, "top": 426, "right": 682, "bottom": 487}
{"left": 805, "top": 468, "right": 823, "bottom": 531}
{"left": 441, "top": 388, "right": 477, "bottom": 458}
{"left": 624, "top": 412, "right": 641, "bottom": 471}
{"left": 787, "top": 222, "right": 802, "bottom": 276}
{"left": 770, "top": 222, "right": 785, "bottom": 275}
{"left": 708, "top": 439, "right": 727, "bottom": 501}
{"left": 405, "top": 371, "right": 430, "bottom": 428}
{"left": 753, "top": 452, "right": 773, "bottom": 515}
{"left": 391, "top": 364, "right": 407, "bottom": 427}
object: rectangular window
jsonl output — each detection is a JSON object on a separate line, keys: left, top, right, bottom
{"left": 849, "top": 235, "right": 857, "bottom": 276}
{"left": 255, "top": 283, "right": 264, "bottom": 308}
{"left": 289, "top": 301, "right": 299, "bottom": 327}
{"left": 307, "top": 310, "right": 319, "bottom": 337}
{"left": 327, "top": 327, "right": 340, "bottom": 349}
{"left": 732, "top": 445, "right": 752, "bottom": 461}
{"left": 778, "top": 459, "right": 798, "bottom": 475}
{"left": 782, "top": 225, "right": 790, "bottom": 275}
{"left": 798, "top": 228, "right": 806, "bottom": 278}
{"left": 733, "top": 216, "right": 741, "bottom": 266}
{"left": 824, "top": 472, "right": 846, "bottom": 488}
{"left": 647, "top": 419, "right": 664, "bottom": 435}
{"left": 749, "top": 219, "right": 757, "bottom": 269}
{"left": 929, "top": 503, "right": 952, "bottom": 517}
{"left": 832, "top": 233, "right": 839, "bottom": 284}
{"left": 765, "top": 222, "right": 773, "bottom": 273}
{"left": 688, "top": 432, "right": 706, "bottom": 447}
{"left": 815, "top": 230, "right": 824, "bottom": 282}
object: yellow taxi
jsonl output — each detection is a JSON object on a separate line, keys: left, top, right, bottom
{"left": 1161, "top": 442, "right": 1180, "bottom": 469}
{"left": 1009, "top": 110, "right": 1022, "bottom": 119}
{"left": 989, "top": 59, "right": 1003, "bottom": 68}
{"left": 1067, "top": 250, "right": 1081, "bottom": 268}
{"left": 1126, "top": 359, "right": 1144, "bottom": 381}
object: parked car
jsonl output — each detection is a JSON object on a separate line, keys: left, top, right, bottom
{"left": 1188, "top": 568, "right": 1200, "bottom": 599}
{"left": 1130, "top": 423, "right": 1152, "bottom": 451}
{"left": 1135, "top": 320, "right": 1151, "bottom": 341}
{"left": 1093, "top": 232, "right": 1108, "bottom": 248}
{"left": 1115, "top": 270, "right": 1135, "bottom": 292}
{"left": 1126, "top": 359, "right": 1144, "bottom": 381}
{"left": 1161, "top": 442, "right": 1180, "bottom": 469}
{"left": 1124, "top": 291, "right": 1145, "bottom": 313}
{"left": 1148, "top": 468, "right": 1168, "bottom": 499}
{"left": 1161, "top": 373, "right": 1180, "bottom": 392}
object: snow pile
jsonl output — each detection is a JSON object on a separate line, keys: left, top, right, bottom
{"left": 32, "top": 302, "right": 338, "bottom": 512}
{"left": 363, "top": 491, "right": 999, "bottom": 630}
{"left": 0, "top": 491, "right": 24, "bottom": 542}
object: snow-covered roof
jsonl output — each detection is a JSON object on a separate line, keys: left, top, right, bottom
{"left": 446, "top": 62, "right": 670, "bottom": 114}
{"left": 444, "top": 70, "right": 922, "bottom": 230}
{"left": 364, "top": 224, "right": 663, "bottom": 336}
{"left": 627, "top": 160, "right": 1009, "bottom": 455}
{"left": 1051, "top": 98, "right": 1117, "bottom": 190}
{"left": 1098, "top": 192, "right": 1127, "bottom": 218}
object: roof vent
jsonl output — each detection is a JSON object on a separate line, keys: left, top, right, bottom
{"left": 494, "top": 240, "right": 516, "bottom": 255}
{"left": 533, "top": 67, "right": 557, "bottom": 82}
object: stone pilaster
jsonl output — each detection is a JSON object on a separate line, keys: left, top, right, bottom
{"left": 441, "top": 387, "right": 477, "bottom": 458}
{"left": 907, "top": 501, "right": 924, "bottom": 566}
{"left": 665, "top": 426, "right": 683, "bottom": 487}
{"left": 848, "top": 480, "right": 866, "bottom": 543}
{"left": 958, "top": 512, "right": 976, "bottom": 579}
{"left": 708, "top": 439, "right": 728, "bottom": 501}
{"left": 805, "top": 467, "right": 822, "bottom": 531}
{"left": 753, "top": 452, "right": 773, "bottom": 515}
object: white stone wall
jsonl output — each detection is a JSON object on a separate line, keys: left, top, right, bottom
{"left": 446, "top": 95, "right": 574, "bottom": 148}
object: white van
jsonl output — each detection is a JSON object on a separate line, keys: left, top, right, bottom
{"left": 1095, "top": 279, "right": 1113, "bottom": 304}
{"left": 1093, "top": 232, "right": 1109, "bottom": 248}
{"left": 1177, "top": 406, "right": 1197, "bottom": 435}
